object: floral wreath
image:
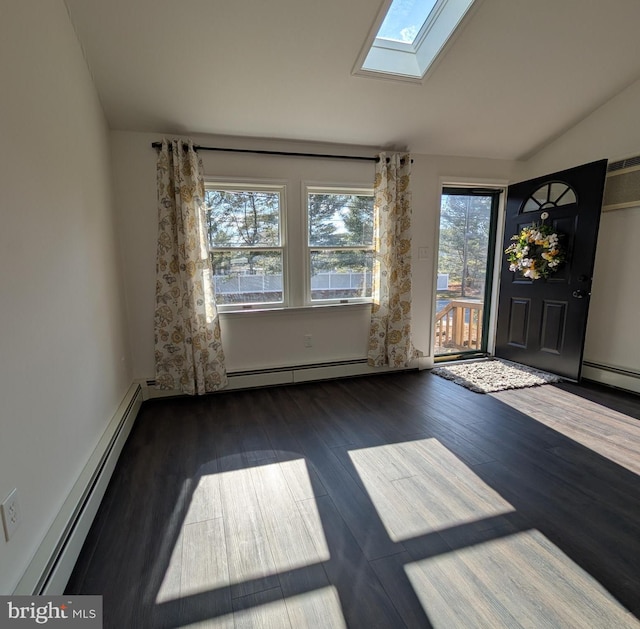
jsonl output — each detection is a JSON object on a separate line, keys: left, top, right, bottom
{"left": 505, "top": 219, "right": 565, "bottom": 280}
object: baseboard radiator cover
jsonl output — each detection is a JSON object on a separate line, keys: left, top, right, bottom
{"left": 14, "top": 383, "right": 143, "bottom": 595}
{"left": 582, "top": 361, "right": 640, "bottom": 395}
{"left": 140, "top": 358, "right": 420, "bottom": 399}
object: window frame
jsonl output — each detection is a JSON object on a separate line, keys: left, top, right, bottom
{"left": 204, "top": 179, "right": 288, "bottom": 311}
{"left": 303, "top": 183, "right": 375, "bottom": 306}
{"left": 354, "top": 0, "right": 478, "bottom": 81}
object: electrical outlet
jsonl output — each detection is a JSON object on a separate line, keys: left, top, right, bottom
{"left": 304, "top": 334, "right": 313, "bottom": 348}
{"left": 1, "top": 488, "right": 21, "bottom": 541}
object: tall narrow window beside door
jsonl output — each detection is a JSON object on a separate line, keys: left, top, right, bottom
{"left": 434, "top": 187, "right": 501, "bottom": 357}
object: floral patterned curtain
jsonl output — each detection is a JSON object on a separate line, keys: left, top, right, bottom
{"left": 368, "top": 152, "right": 415, "bottom": 368}
{"left": 154, "top": 139, "right": 227, "bottom": 394}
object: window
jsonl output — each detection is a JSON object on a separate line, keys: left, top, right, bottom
{"left": 306, "top": 186, "right": 374, "bottom": 303}
{"left": 356, "top": 0, "right": 477, "bottom": 80}
{"left": 377, "top": 0, "right": 439, "bottom": 44}
{"left": 434, "top": 187, "right": 501, "bottom": 358}
{"left": 205, "top": 183, "right": 285, "bottom": 308}
{"left": 521, "top": 182, "right": 577, "bottom": 213}
{"left": 204, "top": 181, "right": 374, "bottom": 310}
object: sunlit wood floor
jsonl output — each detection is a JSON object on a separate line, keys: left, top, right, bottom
{"left": 66, "top": 371, "right": 640, "bottom": 628}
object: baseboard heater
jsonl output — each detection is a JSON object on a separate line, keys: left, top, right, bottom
{"left": 582, "top": 361, "right": 640, "bottom": 395}
{"left": 14, "top": 383, "right": 143, "bottom": 595}
{"left": 142, "top": 358, "right": 412, "bottom": 399}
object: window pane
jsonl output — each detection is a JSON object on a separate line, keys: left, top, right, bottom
{"left": 522, "top": 198, "right": 541, "bottom": 213}
{"left": 435, "top": 193, "right": 494, "bottom": 356}
{"left": 310, "top": 250, "right": 373, "bottom": 300}
{"left": 522, "top": 183, "right": 577, "bottom": 212}
{"left": 308, "top": 193, "right": 373, "bottom": 247}
{"left": 377, "top": 0, "right": 438, "bottom": 44}
{"left": 211, "top": 251, "right": 283, "bottom": 305}
{"left": 552, "top": 183, "right": 576, "bottom": 206}
{"left": 205, "top": 190, "right": 280, "bottom": 247}
{"left": 533, "top": 185, "right": 550, "bottom": 205}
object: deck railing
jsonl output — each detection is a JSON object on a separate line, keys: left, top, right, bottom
{"left": 434, "top": 299, "right": 484, "bottom": 351}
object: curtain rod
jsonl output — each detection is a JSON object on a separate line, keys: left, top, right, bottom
{"left": 151, "top": 141, "right": 379, "bottom": 162}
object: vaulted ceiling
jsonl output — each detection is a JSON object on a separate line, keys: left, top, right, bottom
{"left": 64, "top": 0, "right": 640, "bottom": 160}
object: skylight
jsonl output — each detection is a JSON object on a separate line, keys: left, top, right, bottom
{"left": 377, "top": 0, "right": 438, "bottom": 44}
{"left": 356, "top": 0, "right": 477, "bottom": 81}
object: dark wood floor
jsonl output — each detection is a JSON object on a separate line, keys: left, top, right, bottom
{"left": 66, "top": 371, "right": 640, "bottom": 628}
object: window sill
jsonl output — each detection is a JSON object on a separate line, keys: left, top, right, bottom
{"left": 218, "top": 301, "right": 373, "bottom": 319}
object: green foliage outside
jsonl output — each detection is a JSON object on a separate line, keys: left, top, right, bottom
{"left": 205, "top": 190, "right": 280, "bottom": 276}
{"left": 438, "top": 194, "right": 492, "bottom": 299}
{"left": 308, "top": 193, "right": 373, "bottom": 275}
{"left": 205, "top": 189, "right": 374, "bottom": 301}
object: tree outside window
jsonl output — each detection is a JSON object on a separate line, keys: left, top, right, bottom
{"left": 438, "top": 193, "right": 492, "bottom": 302}
{"left": 205, "top": 185, "right": 284, "bottom": 305}
{"left": 307, "top": 189, "right": 374, "bottom": 302}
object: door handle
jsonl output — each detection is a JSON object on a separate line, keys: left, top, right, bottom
{"left": 572, "top": 289, "right": 589, "bottom": 299}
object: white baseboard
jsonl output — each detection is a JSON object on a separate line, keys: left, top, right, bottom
{"left": 582, "top": 361, "right": 640, "bottom": 395}
{"left": 13, "top": 383, "right": 142, "bottom": 595}
{"left": 140, "top": 359, "right": 415, "bottom": 399}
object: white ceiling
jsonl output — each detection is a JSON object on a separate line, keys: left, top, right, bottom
{"left": 64, "top": 0, "right": 640, "bottom": 160}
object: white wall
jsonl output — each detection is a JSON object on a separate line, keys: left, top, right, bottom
{"left": 0, "top": 1, "right": 131, "bottom": 592}
{"left": 516, "top": 77, "right": 640, "bottom": 392}
{"left": 111, "top": 130, "right": 515, "bottom": 381}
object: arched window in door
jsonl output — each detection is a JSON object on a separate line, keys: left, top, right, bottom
{"left": 521, "top": 182, "right": 577, "bottom": 213}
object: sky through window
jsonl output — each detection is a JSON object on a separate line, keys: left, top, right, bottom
{"left": 376, "top": 0, "right": 438, "bottom": 44}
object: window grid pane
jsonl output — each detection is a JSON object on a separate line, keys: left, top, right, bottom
{"left": 210, "top": 250, "right": 283, "bottom": 305}
{"left": 308, "top": 193, "right": 374, "bottom": 247}
{"left": 206, "top": 185, "right": 284, "bottom": 306}
{"left": 307, "top": 189, "right": 374, "bottom": 302}
{"left": 206, "top": 189, "right": 281, "bottom": 248}
{"left": 310, "top": 250, "right": 373, "bottom": 301}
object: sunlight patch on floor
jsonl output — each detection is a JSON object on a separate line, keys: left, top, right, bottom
{"left": 281, "top": 585, "right": 346, "bottom": 629}
{"left": 155, "top": 458, "right": 329, "bottom": 604}
{"left": 184, "top": 585, "right": 345, "bottom": 629}
{"left": 404, "top": 529, "right": 638, "bottom": 628}
{"left": 492, "top": 387, "right": 640, "bottom": 475}
{"left": 348, "top": 438, "right": 515, "bottom": 542}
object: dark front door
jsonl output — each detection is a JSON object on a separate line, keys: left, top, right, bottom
{"left": 495, "top": 160, "right": 608, "bottom": 380}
